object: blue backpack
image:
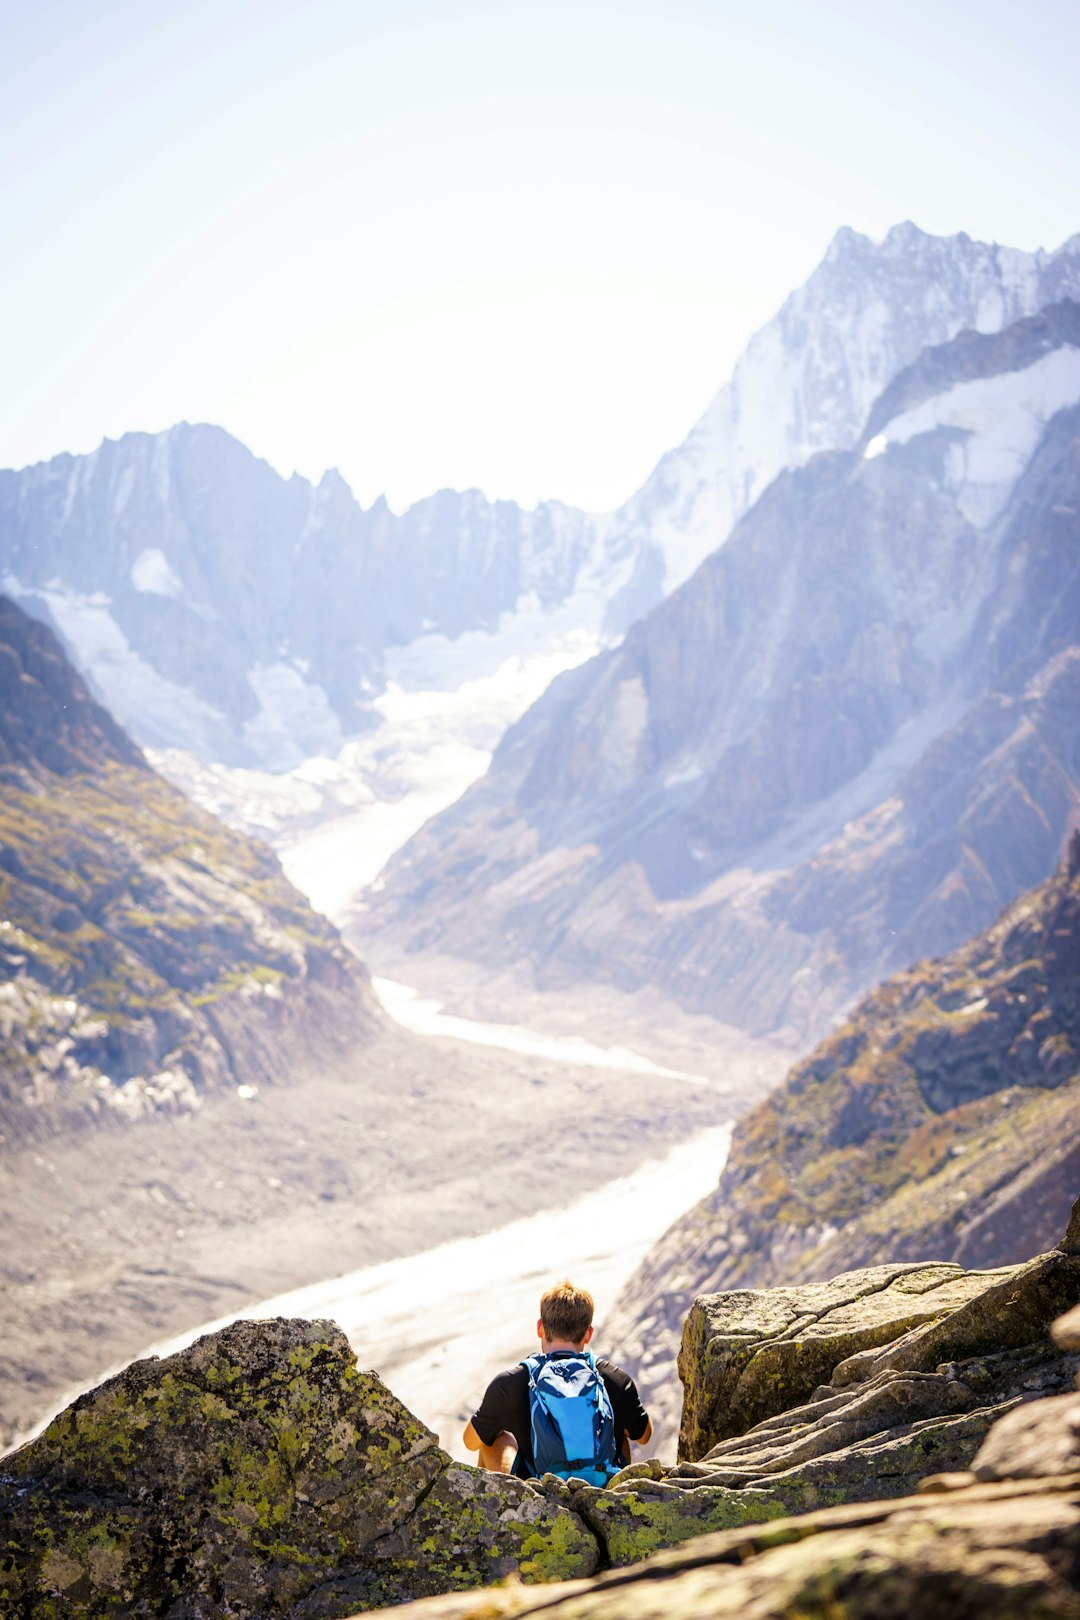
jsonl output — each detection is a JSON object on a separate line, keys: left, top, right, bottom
{"left": 521, "top": 1351, "right": 621, "bottom": 1486}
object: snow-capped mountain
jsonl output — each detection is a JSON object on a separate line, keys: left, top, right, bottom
{"left": 0, "top": 426, "right": 603, "bottom": 768}
{"left": 3, "top": 223, "right": 1080, "bottom": 942}
{"left": 603, "top": 222, "right": 1080, "bottom": 610}
{"left": 359, "top": 303, "right": 1080, "bottom": 1040}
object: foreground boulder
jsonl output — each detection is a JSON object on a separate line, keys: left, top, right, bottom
{"left": 4, "top": 1212, "right": 1078, "bottom": 1613}
{"left": 679, "top": 1241, "right": 1080, "bottom": 1460}
{"left": 0, "top": 1319, "right": 597, "bottom": 1617}
{"left": 360, "top": 1307, "right": 1080, "bottom": 1619}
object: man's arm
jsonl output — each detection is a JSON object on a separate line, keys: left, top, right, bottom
{"left": 463, "top": 1373, "right": 521, "bottom": 1474}
{"left": 601, "top": 1362, "right": 652, "bottom": 1462}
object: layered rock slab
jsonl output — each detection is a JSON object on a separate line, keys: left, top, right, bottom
{"left": 0, "top": 1319, "right": 597, "bottom": 1617}
{"left": 562, "top": 1234, "right": 1080, "bottom": 1566}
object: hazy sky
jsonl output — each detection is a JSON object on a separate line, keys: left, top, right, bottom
{"left": 2, "top": 0, "right": 1078, "bottom": 511}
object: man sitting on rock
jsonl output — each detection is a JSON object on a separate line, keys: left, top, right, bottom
{"left": 463, "top": 1280, "right": 653, "bottom": 1482}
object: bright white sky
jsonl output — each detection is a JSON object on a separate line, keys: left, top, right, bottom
{"left": 2, "top": 0, "right": 1078, "bottom": 512}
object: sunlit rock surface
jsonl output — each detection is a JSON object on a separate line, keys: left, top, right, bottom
{"left": 359, "top": 1287, "right": 1080, "bottom": 1619}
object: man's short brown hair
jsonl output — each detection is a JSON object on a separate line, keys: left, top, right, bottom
{"left": 540, "top": 1281, "right": 594, "bottom": 1345}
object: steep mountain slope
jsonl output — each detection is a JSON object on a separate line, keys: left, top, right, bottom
{"left": 0, "top": 594, "right": 378, "bottom": 1146}
{"left": 362, "top": 304, "right": 1080, "bottom": 1039}
{"left": 605, "top": 835, "right": 1080, "bottom": 1451}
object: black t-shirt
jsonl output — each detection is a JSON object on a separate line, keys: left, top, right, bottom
{"left": 470, "top": 1353, "right": 649, "bottom": 1477}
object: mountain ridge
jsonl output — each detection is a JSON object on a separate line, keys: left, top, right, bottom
{"left": 359, "top": 299, "right": 1080, "bottom": 1039}
{"left": 4, "top": 224, "right": 1080, "bottom": 776}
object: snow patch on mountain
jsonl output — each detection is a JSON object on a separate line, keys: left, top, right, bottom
{"left": 242, "top": 663, "right": 346, "bottom": 773}
{"left": 130, "top": 548, "right": 183, "bottom": 597}
{"left": 870, "top": 345, "right": 1080, "bottom": 526}
{"left": 610, "top": 226, "right": 1080, "bottom": 601}
{"left": 2, "top": 573, "right": 229, "bottom": 755}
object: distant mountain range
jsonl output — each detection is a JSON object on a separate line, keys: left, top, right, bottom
{"left": 362, "top": 300, "right": 1080, "bottom": 1039}
{"left": 3, "top": 224, "right": 1078, "bottom": 773}
{"left": 0, "top": 595, "right": 377, "bottom": 1148}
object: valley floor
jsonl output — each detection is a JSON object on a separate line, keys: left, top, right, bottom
{"left": 0, "top": 973, "right": 790, "bottom": 1451}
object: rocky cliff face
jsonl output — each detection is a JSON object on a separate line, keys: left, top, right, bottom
{"left": 4, "top": 1214, "right": 1078, "bottom": 1616}
{"left": 605, "top": 836, "right": 1080, "bottom": 1452}
{"left": 362, "top": 303, "right": 1080, "bottom": 1041}
{"left": 0, "top": 595, "right": 378, "bottom": 1147}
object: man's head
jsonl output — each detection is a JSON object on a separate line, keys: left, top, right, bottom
{"left": 538, "top": 1280, "right": 595, "bottom": 1350}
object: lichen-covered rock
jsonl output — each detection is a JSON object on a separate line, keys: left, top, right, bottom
{"left": 364, "top": 1375, "right": 1080, "bottom": 1620}
{"left": 558, "top": 1245, "right": 1079, "bottom": 1569}
{"left": 356, "top": 1475, "right": 1080, "bottom": 1619}
{"left": 0, "top": 1318, "right": 596, "bottom": 1617}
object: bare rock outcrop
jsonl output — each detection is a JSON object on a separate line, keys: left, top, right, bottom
{"left": 605, "top": 844, "right": 1080, "bottom": 1452}
{"left": 5, "top": 1210, "right": 1079, "bottom": 1614}
{"left": 560, "top": 1206, "right": 1080, "bottom": 1567}
{"left": 0, "top": 1319, "right": 597, "bottom": 1617}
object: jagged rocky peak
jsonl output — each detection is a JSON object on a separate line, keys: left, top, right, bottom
{"left": 3, "top": 226, "right": 1079, "bottom": 768}
{"left": 362, "top": 299, "right": 1080, "bottom": 1040}
{"left": 0, "top": 595, "right": 377, "bottom": 1147}
{"left": 606, "top": 223, "right": 1080, "bottom": 607}
{"left": 0, "top": 421, "right": 601, "bottom": 767}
